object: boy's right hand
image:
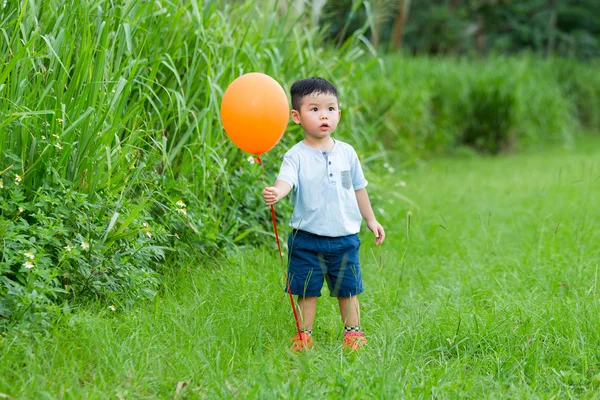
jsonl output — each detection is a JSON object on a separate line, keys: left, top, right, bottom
{"left": 263, "top": 186, "right": 280, "bottom": 206}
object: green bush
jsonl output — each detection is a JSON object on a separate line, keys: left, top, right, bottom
{"left": 0, "top": 169, "right": 163, "bottom": 330}
{"left": 460, "top": 73, "right": 516, "bottom": 154}
{"left": 552, "top": 59, "right": 600, "bottom": 130}
{"left": 510, "top": 57, "right": 576, "bottom": 149}
{"left": 357, "top": 55, "right": 593, "bottom": 159}
{"left": 0, "top": 156, "right": 272, "bottom": 330}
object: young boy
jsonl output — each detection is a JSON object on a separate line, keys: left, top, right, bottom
{"left": 263, "top": 77, "right": 385, "bottom": 351}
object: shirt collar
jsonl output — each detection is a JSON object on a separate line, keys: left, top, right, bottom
{"left": 300, "top": 138, "right": 337, "bottom": 155}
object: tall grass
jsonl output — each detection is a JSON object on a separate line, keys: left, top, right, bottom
{"left": 0, "top": 0, "right": 377, "bottom": 189}
{"left": 357, "top": 55, "right": 599, "bottom": 157}
{"left": 0, "top": 0, "right": 375, "bottom": 224}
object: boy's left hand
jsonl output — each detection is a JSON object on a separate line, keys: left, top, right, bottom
{"left": 367, "top": 220, "right": 385, "bottom": 246}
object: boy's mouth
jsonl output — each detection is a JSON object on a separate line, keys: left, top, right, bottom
{"left": 320, "top": 123, "right": 329, "bottom": 130}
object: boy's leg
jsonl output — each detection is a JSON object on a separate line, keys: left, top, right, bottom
{"left": 297, "top": 296, "right": 318, "bottom": 331}
{"left": 286, "top": 230, "right": 325, "bottom": 351}
{"left": 338, "top": 295, "right": 367, "bottom": 350}
{"left": 337, "top": 295, "right": 360, "bottom": 327}
{"left": 290, "top": 296, "right": 317, "bottom": 351}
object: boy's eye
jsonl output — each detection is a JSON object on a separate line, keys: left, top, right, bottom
{"left": 329, "top": 107, "right": 335, "bottom": 111}
{"left": 311, "top": 107, "right": 318, "bottom": 112}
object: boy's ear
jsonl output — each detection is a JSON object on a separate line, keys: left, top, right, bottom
{"left": 291, "top": 109, "right": 301, "bottom": 124}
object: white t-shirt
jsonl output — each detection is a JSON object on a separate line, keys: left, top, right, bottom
{"left": 277, "top": 139, "right": 368, "bottom": 237}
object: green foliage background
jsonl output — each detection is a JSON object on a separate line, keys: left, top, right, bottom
{"left": 325, "top": 0, "right": 600, "bottom": 58}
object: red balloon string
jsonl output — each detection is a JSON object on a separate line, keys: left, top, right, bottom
{"left": 255, "top": 156, "right": 302, "bottom": 337}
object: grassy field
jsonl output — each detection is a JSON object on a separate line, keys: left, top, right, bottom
{"left": 1, "top": 137, "right": 599, "bottom": 399}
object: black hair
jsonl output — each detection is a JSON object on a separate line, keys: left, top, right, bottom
{"left": 290, "top": 77, "right": 338, "bottom": 111}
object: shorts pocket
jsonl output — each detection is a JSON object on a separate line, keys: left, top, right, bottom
{"left": 288, "top": 230, "right": 305, "bottom": 250}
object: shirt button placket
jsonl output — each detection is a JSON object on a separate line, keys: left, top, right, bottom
{"left": 324, "top": 152, "right": 334, "bottom": 182}
{"left": 328, "top": 160, "right": 332, "bottom": 180}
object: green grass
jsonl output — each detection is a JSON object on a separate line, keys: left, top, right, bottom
{"left": 1, "top": 137, "right": 599, "bottom": 398}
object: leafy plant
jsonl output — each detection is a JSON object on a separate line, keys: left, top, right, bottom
{"left": 0, "top": 168, "right": 171, "bottom": 331}
{"left": 460, "top": 73, "right": 516, "bottom": 154}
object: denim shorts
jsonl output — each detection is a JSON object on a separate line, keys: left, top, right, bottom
{"left": 286, "top": 230, "right": 364, "bottom": 297}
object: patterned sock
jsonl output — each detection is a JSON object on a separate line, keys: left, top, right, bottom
{"left": 300, "top": 329, "right": 313, "bottom": 336}
{"left": 344, "top": 325, "right": 361, "bottom": 333}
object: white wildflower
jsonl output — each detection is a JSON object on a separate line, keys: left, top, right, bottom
{"left": 247, "top": 156, "right": 255, "bottom": 165}
{"left": 81, "top": 241, "right": 90, "bottom": 250}
{"left": 24, "top": 252, "right": 34, "bottom": 259}
{"left": 23, "top": 261, "right": 34, "bottom": 269}
{"left": 109, "top": 305, "right": 116, "bottom": 311}
{"left": 64, "top": 245, "right": 72, "bottom": 252}
{"left": 176, "top": 200, "right": 186, "bottom": 208}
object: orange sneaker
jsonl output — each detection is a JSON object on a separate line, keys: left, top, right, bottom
{"left": 343, "top": 331, "right": 368, "bottom": 351}
{"left": 290, "top": 332, "right": 314, "bottom": 352}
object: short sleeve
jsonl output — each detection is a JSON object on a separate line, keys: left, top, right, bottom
{"left": 351, "top": 149, "right": 368, "bottom": 190}
{"left": 277, "top": 154, "right": 299, "bottom": 189}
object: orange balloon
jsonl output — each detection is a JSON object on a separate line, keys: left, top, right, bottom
{"left": 220, "top": 73, "right": 289, "bottom": 155}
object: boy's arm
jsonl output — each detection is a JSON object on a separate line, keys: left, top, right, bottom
{"left": 263, "top": 180, "right": 292, "bottom": 206}
{"left": 355, "top": 188, "right": 385, "bottom": 246}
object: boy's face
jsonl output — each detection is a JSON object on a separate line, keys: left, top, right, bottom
{"left": 291, "top": 92, "right": 340, "bottom": 141}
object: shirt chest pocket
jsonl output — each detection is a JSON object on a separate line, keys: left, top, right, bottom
{"left": 340, "top": 170, "right": 352, "bottom": 189}
{"left": 332, "top": 158, "right": 352, "bottom": 189}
